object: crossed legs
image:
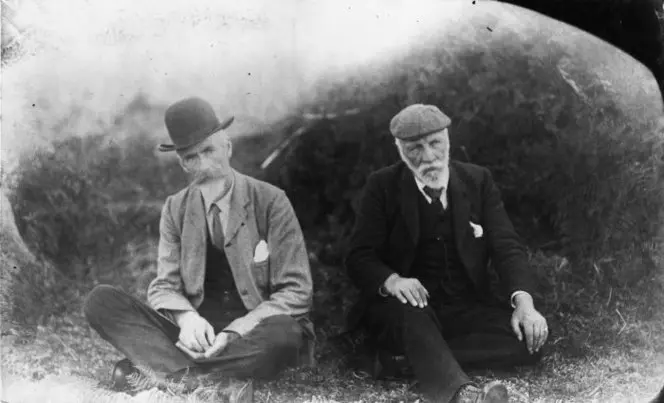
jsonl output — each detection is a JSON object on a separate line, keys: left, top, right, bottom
{"left": 84, "top": 285, "right": 303, "bottom": 380}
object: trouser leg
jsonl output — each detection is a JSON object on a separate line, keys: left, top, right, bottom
{"left": 440, "top": 304, "right": 543, "bottom": 370}
{"left": 364, "top": 297, "right": 470, "bottom": 403}
{"left": 84, "top": 285, "right": 304, "bottom": 380}
{"left": 198, "top": 314, "right": 304, "bottom": 380}
{"left": 83, "top": 284, "right": 192, "bottom": 374}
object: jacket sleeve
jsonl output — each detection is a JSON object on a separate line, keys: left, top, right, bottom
{"left": 223, "top": 191, "right": 313, "bottom": 337}
{"left": 147, "top": 196, "right": 196, "bottom": 316}
{"left": 480, "top": 168, "right": 536, "bottom": 299}
{"left": 344, "top": 173, "right": 396, "bottom": 296}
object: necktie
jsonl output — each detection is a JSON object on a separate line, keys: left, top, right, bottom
{"left": 423, "top": 186, "right": 445, "bottom": 210}
{"left": 210, "top": 203, "right": 225, "bottom": 250}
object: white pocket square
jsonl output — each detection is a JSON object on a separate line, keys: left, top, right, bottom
{"left": 469, "top": 221, "right": 483, "bottom": 238}
{"left": 253, "top": 240, "right": 269, "bottom": 263}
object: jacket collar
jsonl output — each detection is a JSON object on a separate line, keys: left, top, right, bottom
{"left": 448, "top": 162, "right": 471, "bottom": 249}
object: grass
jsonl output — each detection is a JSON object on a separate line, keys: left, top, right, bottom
{"left": 2, "top": 252, "right": 664, "bottom": 403}
{"left": 2, "top": 306, "right": 664, "bottom": 402}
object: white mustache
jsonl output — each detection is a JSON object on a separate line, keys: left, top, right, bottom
{"left": 419, "top": 164, "right": 445, "bottom": 175}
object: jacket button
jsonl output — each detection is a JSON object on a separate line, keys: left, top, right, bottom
{"left": 240, "top": 289, "right": 248, "bottom": 296}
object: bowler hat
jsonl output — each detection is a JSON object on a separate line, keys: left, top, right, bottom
{"left": 158, "top": 97, "right": 234, "bottom": 152}
{"left": 390, "top": 104, "right": 451, "bottom": 141}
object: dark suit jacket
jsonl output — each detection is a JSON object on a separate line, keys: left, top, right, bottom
{"left": 344, "top": 160, "right": 535, "bottom": 324}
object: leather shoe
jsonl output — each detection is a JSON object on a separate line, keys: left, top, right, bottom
{"left": 453, "top": 381, "right": 509, "bottom": 403}
{"left": 110, "top": 358, "right": 140, "bottom": 391}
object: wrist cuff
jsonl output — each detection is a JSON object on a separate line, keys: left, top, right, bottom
{"left": 378, "top": 285, "right": 389, "bottom": 297}
{"left": 510, "top": 291, "right": 531, "bottom": 308}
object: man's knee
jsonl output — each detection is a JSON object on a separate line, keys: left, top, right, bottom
{"left": 369, "top": 298, "right": 438, "bottom": 329}
{"left": 260, "top": 315, "right": 303, "bottom": 352}
{"left": 365, "top": 298, "right": 439, "bottom": 355}
{"left": 83, "top": 284, "right": 128, "bottom": 326}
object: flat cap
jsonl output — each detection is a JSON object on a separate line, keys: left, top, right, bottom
{"left": 389, "top": 104, "right": 451, "bottom": 141}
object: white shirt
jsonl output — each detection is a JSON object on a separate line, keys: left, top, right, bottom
{"left": 413, "top": 169, "right": 450, "bottom": 210}
{"left": 200, "top": 174, "right": 235, "bottom": 240}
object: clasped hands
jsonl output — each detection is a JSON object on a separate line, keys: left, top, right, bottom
{"left": 173, "top": 311, "right": 239, "bottom": 360}
{"left": 382, "top": 274, "right": 548, "bottom": 354}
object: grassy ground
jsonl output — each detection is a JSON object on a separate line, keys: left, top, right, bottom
{"left": 2, "top": 279, "right": 664, "bottom": 403}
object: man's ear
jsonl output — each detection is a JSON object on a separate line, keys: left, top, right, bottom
{"left": 226, "top": 138, "right": 233, "bottom": 160}
{"left": 176, "top": 155, "right": 189, "bottom": 173}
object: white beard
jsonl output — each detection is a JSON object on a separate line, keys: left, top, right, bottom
{"left": 398, "top": 146, "right": 449, "bottom": 189}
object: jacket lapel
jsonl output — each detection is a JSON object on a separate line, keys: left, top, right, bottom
{"left": 226, "top": 171, "right": 251, "bottom": 246}
{"left": 181, "top": 185, "right": 208, "bottom": 297}
{"left": 223, "top": 171, "right": 256, "bottom": 309}
{"left": 399, "top": 167, "right": 420, "bottom": 246}
{"left": 448, "top": 165, "right": 472, "bottom": 268}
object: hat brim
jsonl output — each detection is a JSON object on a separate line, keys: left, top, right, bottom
{"left": 158, "top": 116, "right": 234, "bottom": 152}
{"left": 396, "top": 125, "right": 450, "bottom": 142}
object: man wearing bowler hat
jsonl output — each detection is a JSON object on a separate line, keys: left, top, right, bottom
{"left": 84, "top": 97, "right": 314, "bottom": 402}
{"left": 345, "top": 104, "right": 549, "bottom": 403}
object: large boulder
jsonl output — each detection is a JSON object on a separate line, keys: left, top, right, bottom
{"left": 0, "top": 188, "right": 36, "bottom": 263}
{"left": 502, "top": 0, "right": 664, "bottom": 96}
{"left": 0, "top": 188, "right": 55, "bottom": 330}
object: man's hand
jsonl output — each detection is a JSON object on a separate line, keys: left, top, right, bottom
{"left": 176, "top": 340, "right": 206, "bottom": 360}
{"left": 510, "top": 294, "right": 548, "bottom": 354}
{"left": 384, "top": 274, "right": 429, "bottom": 308}
{"left": 173, "top": 310, "right": 215, "bottom": 353}
{"left": 203, "top": 331, "right": 240, "bottom": 359}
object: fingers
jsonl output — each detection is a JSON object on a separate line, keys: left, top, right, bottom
{"left": 176, "top": 341, "right": 205, "bottom": 360}
{"left": 416, "top": 286, "right": 428, "bottom": 307}
{"left": 421, "top": 284, "right": 430, "bottom": 299}
{"left": 414, "top": 281, "right": 428, "bottom": 307}
{"left": 203, "top": 333, "right": 228, "bottom": 359}
{"left": 536, "top": 322, "right": 549, "bottom": 352}
{"left": 404, "top": 288, "right": 419, "bottom": 307}
{"left": 182, "top": 333, "right": 203, "bottom": 352}
{"left": 511, "top": 316, "right": 523, "bottom": 342}
{"left": 407, "top": 285, "right": 427, "bottom": 308}
{"left": 395, "top": 279, "right": 428, "bottom": 308}
{"left": 179, "top": 318, "right": 214, "bottom": 352}
{"left": 205, "top": 323, "right": 216, "bottom": 347}
{"left": 194, "top": 326, "right": 212, "bottom": 351}
{"left": 532, "top": 323, "right": 543, "bottom": 353}
{"left": 396, "top": 289, "right": 409, "bottom": 304}
{"left": 526, "top": 323, "right": 536, "bottom": 354}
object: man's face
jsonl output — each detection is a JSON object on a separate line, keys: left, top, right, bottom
{"left": 397, "top": 129, "right": 450, "bottom": 187}
{"left": 177, "top": 131, "right": 233, "bottom": 185}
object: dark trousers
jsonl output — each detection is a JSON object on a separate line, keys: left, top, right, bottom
{"left": 364, "top": 297, "right": 542, "bottom": 403}
{"left": 84, "top": 285, "right": 303, "bottom": 380}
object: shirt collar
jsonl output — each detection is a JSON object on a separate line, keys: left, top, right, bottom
{"left": 413, "top": 167, "right": 450, "bottom": 203}
{"left": 200, "top": 172, "right": 236, "bottom": 214}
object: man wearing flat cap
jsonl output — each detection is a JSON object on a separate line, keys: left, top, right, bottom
{"left": 345, "top": 104, "right": 548, "bottom": 403}
{"left": 84, "top": 97, "right": 314, "bottom": 402}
